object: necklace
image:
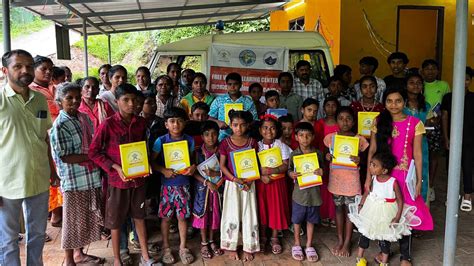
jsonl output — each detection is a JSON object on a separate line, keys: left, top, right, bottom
{"left": 360, "top": 99, "right": 376, "bottom": 112}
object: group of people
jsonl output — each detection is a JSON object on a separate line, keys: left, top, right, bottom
{"left": 1, "top": 47, "right": 472, "bottom": 266}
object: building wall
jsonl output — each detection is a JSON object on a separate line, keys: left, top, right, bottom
{"left": 270, "top": 0, "right": 341, "bottom": 64}
{"left": 270, "top": 0, "right": 474, "bottom": 85}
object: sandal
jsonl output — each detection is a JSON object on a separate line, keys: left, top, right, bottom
{"left": 259, "top": 237, "right": 267, "bottom": 253}
{"left": 45, "top": 234, "right": 52, "bottom": 242}
{"left": 162, "top": 248, "right": 175, "bottom": 264}
{"left": 270, "top": 237, "right": 282, "bottom": 254}
{"left": 140, "top": 256, "right": 160, "bottom": 266}
{"left": 75, "top": 254, "right": 105, "bottom": 265}
{"left": 200, "top": 242, "right": 212, "bottom": 259}
{"left": 179, "top": 248, "right": 194, "bottom": 265}
{"left": 305, "top": 246, "right": 319, "bottom": 262}
{"left": 120, "top": 250, "right": 132, "bottom": 265}
{"left": 291, "top": 245, "right": 304, "bottom": 261}
{"left": 209, "top": 240, "right": 224, "bottom": 256}
{"left": 460, "top": 198, "right": 472, "bottom": 212}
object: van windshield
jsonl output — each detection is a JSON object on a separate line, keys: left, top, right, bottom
{"left": 289, "top": 50, "right": 330, "bottom": 87}
{"left": 152, "top": 55, "right": 202, "bottom": 78}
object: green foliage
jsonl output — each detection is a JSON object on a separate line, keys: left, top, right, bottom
{"left": 71, "top": 64, "right": 137, "bottom": 84}
{"left": 0, "top": 7, "right": 51, "bottom": 41}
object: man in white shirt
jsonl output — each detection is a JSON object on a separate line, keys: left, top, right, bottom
{"left": 292, "top": 60, "right": 323, "bottom": 100}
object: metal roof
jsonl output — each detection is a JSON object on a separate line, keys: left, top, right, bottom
{"left": 12, "top": 0, "right": 289, "bottom": 35}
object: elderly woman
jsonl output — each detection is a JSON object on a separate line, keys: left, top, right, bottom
{"left": 155, "top": 75, "right": 181, "bottom": 118}
{"left": 78, "top": 76, "right": 115, "bottom": 130}
{"left": 50, "top": 82, "right": 104, "bottom": 265}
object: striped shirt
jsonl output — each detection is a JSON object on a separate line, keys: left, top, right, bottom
{"left": 50, "top": 110, "right": 101, "bottom": 192}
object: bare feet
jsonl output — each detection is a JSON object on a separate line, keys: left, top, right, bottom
{"left": 243, "top": 251, "right": 254, "bottom": 262}
{"left": 227, "top": 250, "right": 239, "bottom": 260}
{"left": 401, "top": 260, "right": 413, "bottom": 266}
{"left": 331, "top": 241, "right": 343, "bottom": 256}
{"left": 337, "top": 243, "right": 351, "bottom": 257}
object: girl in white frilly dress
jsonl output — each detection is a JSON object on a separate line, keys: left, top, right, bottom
{"left": 349, "top": 152, "right": 421, "bottom": 266}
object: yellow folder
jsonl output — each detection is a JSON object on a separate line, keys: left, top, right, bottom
{"left": 163, "top": 140, "right": 191, "bottom": 173}
{"left": 119, "top": 141, "right": 150, "bottom": 179}
{"left": 333, "top": 135, "right": 359, "bottom": 168}
{"left": 358, "top": 112, "right": 379, "bottom": 137}
{"left": 231, "top": 149, "right": 260, "bottom": 181}
{"left": 224, "top": 103, "right": 243, "bottom": 125}
{"left": 258, "top": 147, "right": 285, "bottom": 180}
{"left": 293, "top": 152, "right": 322, "bottom": 189}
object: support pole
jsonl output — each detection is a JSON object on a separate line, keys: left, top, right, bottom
{"left": 107, "top": 35, "right": 111, "bottom": 64}
{"left": 2, "top": 0, "right": 11, "bottom": 53}
{"left": 83, "top": 19, "right": 89, "bottom": 76}
{"left": 443, "top": 0, "right": 468, "bottom": 265}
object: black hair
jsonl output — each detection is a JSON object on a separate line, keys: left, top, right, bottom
{"left": 324, "top": 96, "right": 340, "bottom": 109}
{"left": 294, "top": 121, "right": 314, "bottom": 135}
{"left": 191, "top": 102, "right": 210, "bottom": 114}
{"left": 387, "top": 52, "right": 409, "bottom": 64}
{"left": 264, "top": 90, "right": 280, "bottom": 100}
{"left": 278, "top": 71, "right": 294, "bottom": 84}
{"left": 33, "top": 55, "right": 53, "bottom": 69}
{"left": 421, "top": 59, "right": 438, "bottom": 69}
{"left": 359, "top": 56, "right": 379, "bottom": 72}
{"left": 228, "top": 110, "right": 253, "bottom": 124}
{"left": 301, "top": 97, "right": 319, "bottom": 108}
{"left": 372, "top": 152, "right": 398, "bottom": 173}
{"left": 114, "top": 83, "right": 138, "bottom": 100}
{"left": 164, "top": 106, "right": 188, "bottom": 121}
{"left": 192, "top": 72, "right": 207, "bottom": 84}
{"left": 80, "top": 76, "right": 99, "bottom": 88}
{"left": 335, "top": 106, "right": 355, "bottom": 120}
{"left": 200, "top": 120, "right": 219, "bottom": 135}
{"left": 60, "top": 66, "right": 71, "bottom": 73}
{"left": 334, "top": 64, "right": 352, "bottom": 78}
{"left": 2, "top": 49, "right": 32, "bottom": 67}
{"left": 136, "top": 90, "right": 145, "bottom": 99}
{"left": 135, "top": 66, "right": 151, "bottom": 77}
{"left": 108, "top": 65, "right": 127, "bottom": 79}
{"left": 248, "top": 82, "right": 263, "bottom": 93}
{"left": 358, "top": 75, "right": 377, "bottom": 89}
{"left": 278, "top": 114, "right": 294, "bottom": 124}
{"left": 143, "top": 90, "right": 156, "bottom": 100}
{"left": 295, "top": 60, "right": 311, "bottom": 70}
{"left": 467, "top": 66, "right": 473, "bottom": 78}
{"left": 405, "top": 72, "right": 427, "bottom": 112}
{"left": 225, "top": 72, "right": 242, "bottom": 84}
{"left": 154, "top": 74, "right": 173, "bottom": 88}
{"left": 98, "top": 64, "right": 112, "bottom": 74}
{"left": 166, "top": 62, "right": 181, "bottom": 74}
{"left": 259, "top": 114, "right": 283, "bottom": 139}
{"left": 52, "top": 66, "right": 66, "bottom": 80}
{"left": 376, "top": 87, "right": 408, "bottom": 155}
{"left": 328, "top": 75, "right": 344, "bottom": 85}
{"left": 182, "top": 68, "right": 196, "bottom": 76}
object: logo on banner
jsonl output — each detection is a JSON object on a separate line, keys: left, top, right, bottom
{"left": 239, "top": 50, "right": 256, "bottom": 66}
{"left": 217, "top": 49, "right": 231, "bottom": 63}
{"left": 263, "top": 52, "right": 278, "bottom": 66}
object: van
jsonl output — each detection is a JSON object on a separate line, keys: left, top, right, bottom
{"left": 149, "top": 31, "right": 334, "bottom": 93}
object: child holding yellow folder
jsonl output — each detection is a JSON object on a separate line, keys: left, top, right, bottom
{"left": 218, "top": 110, "right": 259, "bottom": 261}
{"left": 323, "top": 106, "right": 368, "bottom": 258}
{"left": 256, "top": 114, "right": 292, "bottom": 254}
{"left": 151, "top": 107, "right": 196, "bottom": 265}
{"left": 288, "top": 122, "right": 324, "bottom": 262}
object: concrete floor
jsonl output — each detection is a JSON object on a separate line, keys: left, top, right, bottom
{"left": 20, "top": 159, "right": 474, "bottom": 265}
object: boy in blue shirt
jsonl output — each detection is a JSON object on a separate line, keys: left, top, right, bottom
{"left": 151, "top": 107, "right": 196, "bottom": 264}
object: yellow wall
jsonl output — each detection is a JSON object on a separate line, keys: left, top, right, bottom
{"left": 270, "top": 0, "right": 474, "bottom": 85}
{"left": 270, "top": 0, "right": 341, "bottom": 64}
{"left": 340, "top": 0, "right": 474, "bottom": 84}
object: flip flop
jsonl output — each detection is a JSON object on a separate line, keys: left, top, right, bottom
{"left": 460, "top": 198, "right": 472, "bottom": 212}
{"left": 75, "top": 254, "right": 105, "bottom": 265}
{"left": 270, "top": 237, "right": 283, "bottom": 254}
{"left": 179, "top": 248, "right": 194, "bottom": 265}
{"left": 305, "top": 246, "right": 319, "bottom": 262}
{"left": 162, "top": 248, "right": 175, "bottom": 264}
{"left": 209, "top": 241, "right": 224, "bottom": 256}
{"left": 291, "top": 246, "right": 304, "bottom": 261}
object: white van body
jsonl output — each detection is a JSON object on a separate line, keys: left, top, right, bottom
{"left": 149, "top": 31, "right": 334, "bottom": 88}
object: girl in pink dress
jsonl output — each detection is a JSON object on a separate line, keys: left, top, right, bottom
{"left": 367, "top": 87, "right": 433, "bottom": 265}
{"left": 315, "top": 97, "right": 339, "bottom": 226}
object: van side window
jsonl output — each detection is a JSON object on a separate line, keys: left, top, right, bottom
{"left": 289, "top": 50, "right": 330, "bottom": 87}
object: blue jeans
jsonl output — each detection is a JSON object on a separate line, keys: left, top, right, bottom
{"left": 0, "top": 191, "right": 49, "bottom": 266}
{"left": 119, "top": 218, "right": 139, "bottom": 251}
